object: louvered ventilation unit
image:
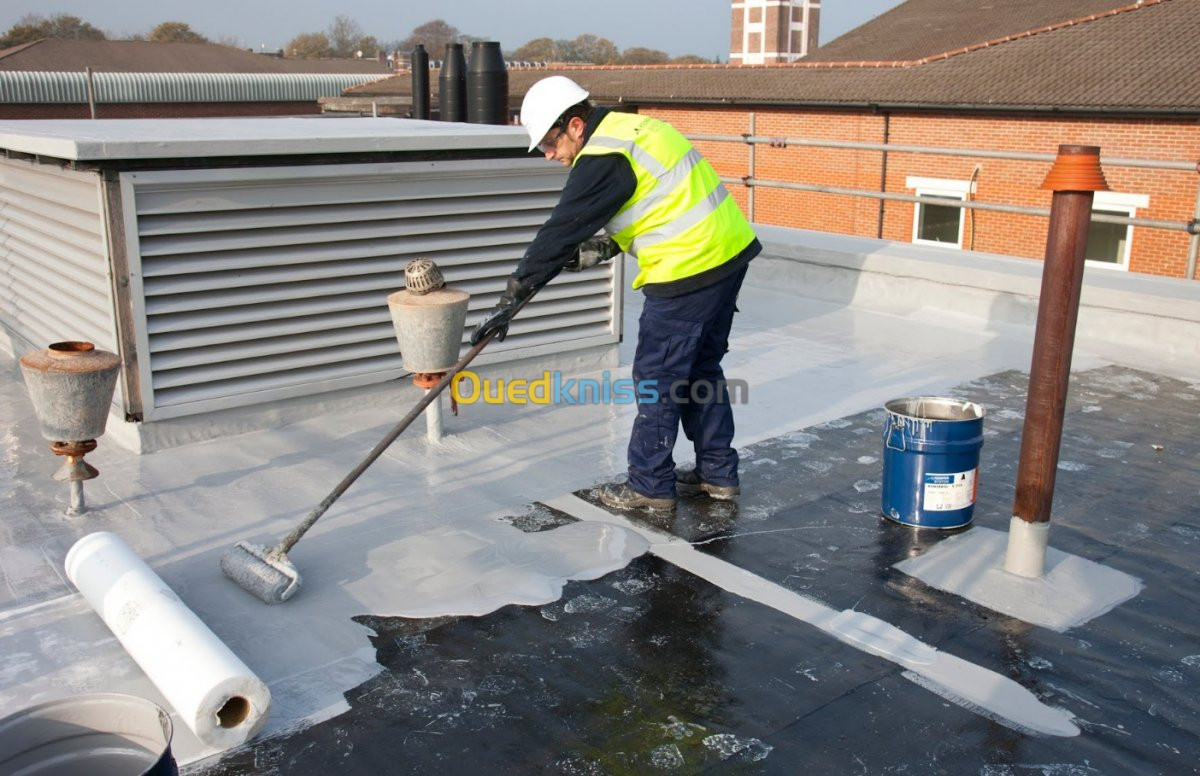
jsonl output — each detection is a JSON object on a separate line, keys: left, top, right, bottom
{"left": 121, "top": 157, "right": 618, "bottom": 420}
{"left": 0, "top": 159, "right": 118, "bottom": 361}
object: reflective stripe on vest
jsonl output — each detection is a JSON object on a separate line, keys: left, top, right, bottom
{"left": 576, "top": 112, "right": 755, "bottom": 288}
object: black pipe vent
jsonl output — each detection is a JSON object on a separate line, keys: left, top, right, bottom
{"left": 410, "top": 44, "right": 430, "bottom": 120}
{"left": 466, "top": 41, "right": 508, "bottom": 125}
{"left": 439, "top": 43, "right": 466, "bottom": 122}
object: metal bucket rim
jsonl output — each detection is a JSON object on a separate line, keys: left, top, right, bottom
{"left": 0, "top": 692, "right": 174, "bottom": 768}
{"left": 885, "top": 396, "right": 985, "bottom": 422}
{"left": 883, "top": 512, "right": 975, "bottom": 530}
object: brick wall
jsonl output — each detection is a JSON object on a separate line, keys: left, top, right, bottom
{"left": 730, "top": 8, "right": 743, "bottom": 59}
{"left": 643, "top": 104, "right": 1200, "bottom": 279}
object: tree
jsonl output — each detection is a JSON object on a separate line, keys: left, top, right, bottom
{"left": 671, "top": 54, "right": 712, "bottom": 65}
{"left": 40, "top": 14, "right": 106, "bottom": 40}
{"left": 327, "top": 15, "right": 376, "bottom": 58}
{"left": 512, "top": 34, "right": 618, "bottom": 64}
{"left": 570, "top": 34, "right": 618, "bottom": 65}
{"left": 286, "top": 32, "right": 332, "bottom": 59}
{"left": 148, "top": 21, "right": 208, "bottom": 44}
{"left": 0, "top": 13, "right": 105, "bottom": 48}
{"left": 552, "top": 38, "right": 579, "bottom": 62}
{"left": 283, "top": 17, "right": 376, "bottom": 59}
{"left": 355, "top": 37, "right": 381, "bottom": 58}
{"left": 397, "top": 19, "right": 460, "bottom": 56}
{"left": 620, "top": 46, "right": 669, "bottom": 65}
{"left": 511, "top": 37, "right": 556, "bottom": 63}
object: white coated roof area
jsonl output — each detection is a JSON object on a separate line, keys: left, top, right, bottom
{"left": 0, "top": 117, "right": 529, "bottom": 161}
{"left": 3, "top": 238, "right": 1200, "bottom": 767}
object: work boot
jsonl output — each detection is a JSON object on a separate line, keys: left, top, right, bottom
{"left": 597, "top": 483, "right": 676, "bottom": 512}
{"left": 676, "top": 468, "right": 740, "bottom": 500}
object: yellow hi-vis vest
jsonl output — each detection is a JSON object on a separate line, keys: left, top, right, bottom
{"left": 575, "top": 111, "right": 756, "bottom": 289}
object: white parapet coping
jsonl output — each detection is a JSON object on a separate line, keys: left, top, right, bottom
{"left": 755, "top": 225, "right": 1200, "bottom": 377}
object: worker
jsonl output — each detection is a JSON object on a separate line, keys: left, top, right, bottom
{"left": 470, "top": 75, "right": 760, "bottom": 511}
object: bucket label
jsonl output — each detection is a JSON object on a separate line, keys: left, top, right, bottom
{"left": 923, "top": 469, "right": 977, "bottom": 511}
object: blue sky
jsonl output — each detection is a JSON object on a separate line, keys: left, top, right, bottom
{"left": 1, "top": 1, "right": 905, "bottom": 58}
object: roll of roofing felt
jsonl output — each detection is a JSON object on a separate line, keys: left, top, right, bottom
{"left": 65, "top": 531, "right": 271, "bottom": 750}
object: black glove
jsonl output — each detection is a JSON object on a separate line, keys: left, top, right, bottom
{"left": 470, "top": 276, "right": 536, "bottom": 345}
{"left": 564, "top": 236, "right": 620, "bottom": 272}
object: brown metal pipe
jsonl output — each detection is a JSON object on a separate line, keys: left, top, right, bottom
{"left": 1012, "top": 145, "right": 1107, "bottom": 525}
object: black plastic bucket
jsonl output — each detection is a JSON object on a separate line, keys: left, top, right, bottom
{"left": 0, "top": 693, "right": 177, "bottom": 776}
{"left": 466, "top": 41, "right": 508, "bottom": 125}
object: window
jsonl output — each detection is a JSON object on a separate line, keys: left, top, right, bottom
{"left": 1086, "top": 192, "right": 1149, "bottom": 270}
{"left": 907, "top": 177, "right": 973, "bottom": 248}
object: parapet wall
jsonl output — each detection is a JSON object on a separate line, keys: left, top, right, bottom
{"left": 754, "top": 225, "right": 1200, "bottom": 375}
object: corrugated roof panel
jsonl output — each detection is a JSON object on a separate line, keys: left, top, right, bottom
{"left": 0, "top": 71, "right": 387, "bottom": 104}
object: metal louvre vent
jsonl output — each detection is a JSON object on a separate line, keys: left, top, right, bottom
{"left": 0, "top": 158, "right": 116, "bottom": 355}
{"left": 122, "top": 157, "right": 618, "bottom": 420}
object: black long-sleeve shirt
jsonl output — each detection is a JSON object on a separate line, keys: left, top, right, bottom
{"left": 513, "top": 108, "right": 760, "bottom": 298}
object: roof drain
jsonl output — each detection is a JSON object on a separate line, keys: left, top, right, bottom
{"left": 387, "top": 259, "right": 471, "bottom": 443}
{"left": 19, "top": 341, "right": 120, "bottom": 516}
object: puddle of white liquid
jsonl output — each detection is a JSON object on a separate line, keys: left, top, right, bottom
{"left": 370, "top": 520, "right": 649, "bottom": 618}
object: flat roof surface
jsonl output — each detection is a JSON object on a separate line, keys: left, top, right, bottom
{"left": 0, "top": 117, "right": 527, "bottom": 160}
{"left": 1, "top": 254, "right": 1197, "bottom": 772}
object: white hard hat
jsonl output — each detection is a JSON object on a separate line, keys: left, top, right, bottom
{"left": 520, "top": 76, "right": 590, "bottom": 152}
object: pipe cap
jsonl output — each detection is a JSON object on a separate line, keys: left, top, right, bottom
{"left": 1040, "top": 145, "right": 1109, "bottom": 192}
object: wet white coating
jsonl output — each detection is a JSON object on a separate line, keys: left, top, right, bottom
{"left": 372, "top": 521, "right": 648, "bottom": 618}
{"left": 2, "top": 253, "right": 1193, "bottom": 764}
{"left": 545, "top": 495, "right": 1080, "bottom": 738}
{"left": 895, "top": 525, "right": 1144, "bottom": 632}
{"left": 1003, "top": 514, "right": 1051, "bottom": 577}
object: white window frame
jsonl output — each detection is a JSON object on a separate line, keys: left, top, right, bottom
{"left": 1087, "top": 191, "right": 1150, "bottom": 272}
{"left": 906, "top": 176, "right": 974, "bottom": 249}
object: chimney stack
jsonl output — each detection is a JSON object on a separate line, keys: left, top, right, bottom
{"left": 730, "top": 0, "right": 820, "bottom": 65}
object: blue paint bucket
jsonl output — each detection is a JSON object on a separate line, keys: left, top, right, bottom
{"left": 881, "top": 396, "right": 985, "bottom": 529}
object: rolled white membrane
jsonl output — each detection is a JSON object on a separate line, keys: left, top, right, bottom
{"left": 65, "top": 531, "right": 271, "bottom": 750}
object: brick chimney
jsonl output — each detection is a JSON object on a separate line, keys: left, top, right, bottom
{"left": 730, "top": 0, "right": 820, "bottom": 64}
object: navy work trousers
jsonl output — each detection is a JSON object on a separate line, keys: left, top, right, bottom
{"left": 626, "top": 264, "right": 748, "bottom": 499}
